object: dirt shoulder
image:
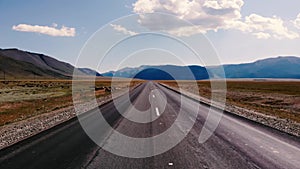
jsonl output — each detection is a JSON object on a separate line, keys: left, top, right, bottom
{"left": 161, "top": 81, "right": 300, "bottom": 137}
{"left": 0, "top": 80, "right": 141, "bottom": 150}
{"left": 0, "top": 90, "right": 128, "bottom": 150}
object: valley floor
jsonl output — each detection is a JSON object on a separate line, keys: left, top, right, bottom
{"left": 161, "top": 80, "right": 300, "bottom": 136}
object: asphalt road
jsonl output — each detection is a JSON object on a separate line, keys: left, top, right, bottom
{"left": 0, "top": 82, "right": 299, "bottom": 169}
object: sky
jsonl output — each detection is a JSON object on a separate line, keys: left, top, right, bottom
{"left": 1, "top": 0, "right": 300, "bottom": 72}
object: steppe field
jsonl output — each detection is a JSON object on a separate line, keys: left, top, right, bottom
{"left": 161, "top": 80, "right": 300, "bottom": 123}
{"left": 0, "top": 79, "right": 142, "bottom": 126}
{"left": 1, "top": 79, "right": 299, "bottom": 126}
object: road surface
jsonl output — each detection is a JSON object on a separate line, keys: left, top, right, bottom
{"left": 0, "top": 82, "right": 299, "bottom": 169}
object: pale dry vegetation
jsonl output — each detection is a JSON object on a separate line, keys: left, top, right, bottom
{"left": 161, "top": 80, "right": 300, "bottom": 123}
{"left": 0, "top": 80, "right": 143, "bottom": 126}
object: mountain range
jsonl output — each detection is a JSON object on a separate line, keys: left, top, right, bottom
{"left": 103, "top": 56, "right": 300, "bottom": 80}
{"left": 0, "top": 48, "right": 102, "bottom": 79}
{"left": 212, "top": 56, "right": 300, "bottom": 79}
{"left": 103, "top": 65, "right": 209, "bottom": 80}
{"left": 1, "top": 48, "right": 300, "bottom": 80}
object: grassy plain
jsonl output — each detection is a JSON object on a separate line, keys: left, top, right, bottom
{"left": 0, "top": 79, "right": 142, "bottom": 126}
{"left": 1, "top": 79, "right": 298, "bottom": 126}
{"left": 161, "top": 80, "right": 300, "bottom": 123}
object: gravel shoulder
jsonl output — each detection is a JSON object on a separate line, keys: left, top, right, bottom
{"left": 0, "top": 88, "right": 128, "bottom": 150}
{"left": 1, "top": 81, "right": 299, "bottom": 150}
{"left": 161, "top": 83, "right": 300, "bottom": 137}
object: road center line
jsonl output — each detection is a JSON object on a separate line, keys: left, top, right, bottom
{"left": 155, "top": 107, "right": 160, "bottom": 116}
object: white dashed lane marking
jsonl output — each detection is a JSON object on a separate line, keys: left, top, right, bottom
{"left": 155, "top": 107, "right": 160, "bottom": 116}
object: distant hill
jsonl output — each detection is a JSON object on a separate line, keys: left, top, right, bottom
{"left": 0, "top": 53, "right": 69, "bottom": 79}
{"left": 103, "top": 56, "right": 300, "bottom": 80}
{"left": 0, "top": 48, "right": 102, "bottom": 79}
{"left": 103, "top": 65, "right": 209, "bottom": 80}
{"left": 208, "top": 56, "right": 300, "bottom": 79}
{"left": 2, "top": 48, "right": 299, "bottom": 80}
{"left": 77, "top": 68, "right": 102, "bottom": 77}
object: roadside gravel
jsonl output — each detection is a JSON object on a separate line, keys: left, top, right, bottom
{"left": 162, "top": 84, "right": 300, "bottom": 137}
{"left": 1, "top": 83, "right": 298, "bottom": 150}
{"left": 0, "top": 89, "right": 128, "bottom": 150}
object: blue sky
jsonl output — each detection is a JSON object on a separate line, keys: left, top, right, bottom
{"left": 0, "top": 0, "right": 135, "bottom": 65}
{"left": 1, "top": 0, "right": 300, "bottom": 72}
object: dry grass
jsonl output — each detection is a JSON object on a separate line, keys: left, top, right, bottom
{"left": 0, "top": 80, "right": 143, "bottom": 126}
{"left": 161, "top": 80, "right": 300, "bottom": 123}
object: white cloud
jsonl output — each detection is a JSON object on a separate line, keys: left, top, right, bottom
{"left": 110, "top": 24, "right": 138, "bottom": 36}
{"left": 12, "top": 24, "right": 76, "bottom": 37}
{"left": 232, "top": 14, "right": 299, "bottom": 39}
{"left": 132, "top": 0, "right": 300, "bottom": 39}
{"left": 133, "top": 0, "right": 244, "bottom": 34}
{"left": 293, "top": 13, "right": 300, "bottom": 29}
{"left": 252, "top": 32, "right": 271, "bottom": 39}
{"left": 166, "top": 25, "right": 207, "bottom": 37}
{"left": 52, "top": 23, "right": 58, "bottom": 28}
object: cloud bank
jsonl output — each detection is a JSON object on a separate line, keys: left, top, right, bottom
{"left": 12, "top": 24, "right": 76, "bottom": 37}
{"left": 131, "top": 0, "right": 300, "bottom": 39}
{"left": 110, "top": 24, "right": 138, "bottom": 36}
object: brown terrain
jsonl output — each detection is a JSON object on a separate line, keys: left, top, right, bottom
{"left": 0, "top": 79, "right": 142, "bottom": 126}
{"left": 161, "top": 80, "right": 300, "bottom": 124}
{"left": 1, "top": 80, "right": 299, "bottom": 127}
